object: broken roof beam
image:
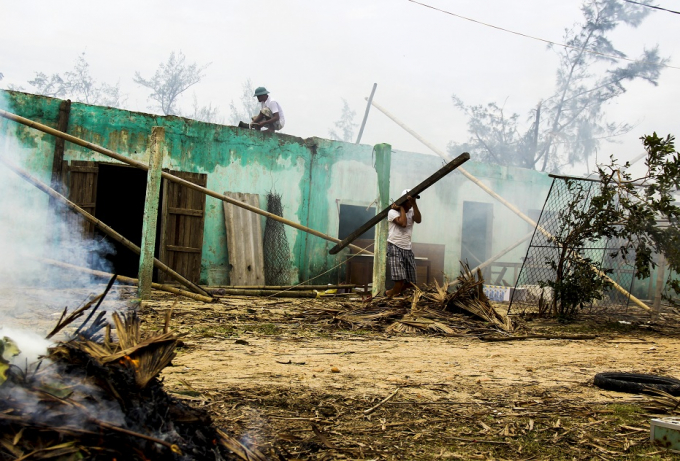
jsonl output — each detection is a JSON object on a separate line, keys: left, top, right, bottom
{"left": 329, "top": 151, "right": 470, "bottom": 254}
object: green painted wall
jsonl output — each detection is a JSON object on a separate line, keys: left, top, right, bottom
{"left": 1, "top": 90, "right": 556, "bottom": 286}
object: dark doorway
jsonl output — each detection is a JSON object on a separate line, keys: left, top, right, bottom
{"left": 94, "top": 164, "right": 153, "bottom": 278}
{"left": 461, "top": 201, "right": 493, "bottom": 270}
{"left": 338, "top": 204, "right": 376, "bottom": 240}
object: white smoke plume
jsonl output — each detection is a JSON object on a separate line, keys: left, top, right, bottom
{"left": 0, "top": 92, "right": 119, "bottom": 339}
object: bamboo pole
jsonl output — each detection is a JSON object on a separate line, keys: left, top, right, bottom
{"left": 211, "top": 289, "right": 355, "bottom": 298}
{"left": 0, "top": 155, "right": 211, "bottom": 298}
{"left": 369, "top": 98, "right": 652, "bottom": 312}
{"left": 214, "top": 284, "right": 356, "bottom": 290}
{"left": 0, "top": 109, "right": 373, "bottom": 256}
{"left": 38, "top": 257, "right": 214, "bottom": 303}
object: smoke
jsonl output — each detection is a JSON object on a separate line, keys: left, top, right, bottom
{"left": 0, "top": 92, "right": 118, "bottom": 337}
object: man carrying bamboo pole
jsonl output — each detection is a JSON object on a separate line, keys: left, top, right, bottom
{"left": 385, "top": 189, "right": 422, "bottom": 298}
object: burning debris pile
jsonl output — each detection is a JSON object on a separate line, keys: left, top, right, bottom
{"left": 305, "top": 264, "right": 516, "bottom": 336}
{"left": 0, "top": 286, "right": 265, "bottom": 461}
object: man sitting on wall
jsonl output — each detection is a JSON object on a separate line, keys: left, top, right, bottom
{"left": 385, "top": 189, "right": 422, "bottom": 298}
{"left": 251, "top": 87, "right": 285, "bottom": 132}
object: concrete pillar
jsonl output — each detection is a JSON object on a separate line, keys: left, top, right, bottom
{"left": 138, "top": 127, "right": 165, "bottom": 301}
{"left": 372, "top": 143, "right": 391, "bottom": 297}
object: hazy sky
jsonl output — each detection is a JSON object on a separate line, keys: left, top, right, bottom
{"left": 1, "top": 0, "right": 678, "bottom": 174}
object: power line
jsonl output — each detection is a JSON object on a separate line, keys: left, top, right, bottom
{"left": 407, "top": 0, "right": 679, "bottom": 70}
{"left": 623, "top": 0, "right": 680, "bottom": 15}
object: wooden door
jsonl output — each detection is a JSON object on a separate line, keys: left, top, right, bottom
{"left": 65, "top": 160, "right": 99, "bottom": 238}
{"left": 159, "top": 171, "right": 207, "bottom": 284}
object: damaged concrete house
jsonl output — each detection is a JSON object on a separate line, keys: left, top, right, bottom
{"left": 0, "top": 89, "right": 613, "bottom": 296}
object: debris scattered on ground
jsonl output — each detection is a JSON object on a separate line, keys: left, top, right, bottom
{"left": 0, "top": 289, "right": 255, "bottom": 461}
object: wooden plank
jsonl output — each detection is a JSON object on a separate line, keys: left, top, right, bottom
{"left": 67, "top": 160, "right": 99, "bottom": 239}
{"left": 50, "top": 99, "right": 70, "bottom": 192}
{"left": 223, "top": 192, "right": 265, "bottom": 286}
{"left": 168, "top": 207, "right": 203, "bottom": 217}
{"left": 158, "top": 177, "right": 170, "bottom": 283}
{"left": 166, "top": 245, "right": 202, "bottom": 253}
{"left": 69, "top": 166, "right": 99, "bottom": 173}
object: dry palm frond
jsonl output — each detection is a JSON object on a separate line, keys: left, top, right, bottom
{"left": 411, "top": 286, "right": 424, "bottom": 312}
{"left": 422, "top": 277, "right": 450, "bottom": 304}
{"left": 643, "top": 387, "right": 680, "bottom": 414}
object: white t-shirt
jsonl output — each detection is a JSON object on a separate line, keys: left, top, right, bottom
{"left": 387, "top": 208, "right": 415, "bottom": 250}
{"left": 260, "top": 97, "right": 285, "bottom": 128}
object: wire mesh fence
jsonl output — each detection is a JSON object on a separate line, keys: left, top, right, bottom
{"left": 508, "top": 176, "right": 637, "bottom": 316}
{"left": 263, "top": 191, "right": 292, "bottom": 285}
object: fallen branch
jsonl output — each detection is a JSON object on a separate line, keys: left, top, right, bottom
{"left": 364, "top": 388, "right": 401, "bottom": 415}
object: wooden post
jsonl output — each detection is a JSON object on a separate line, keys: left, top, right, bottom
{"left": 138, "top": 127, "right": 165, "bottom": 301}
{"left": 653, "top": 253, "right": 666, "bottom": 319}
{"left": 50, "top": 99, "right": 71, "bottom": 193}
{"left": 372, "top": 144, "right": 391, "bottom": 297}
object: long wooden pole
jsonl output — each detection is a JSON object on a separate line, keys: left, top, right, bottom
{"left": 39, "top": 257, "right": 214, "bottom": 303}
{"left": 369, "top": 99, "right": 652, "bottom": 312}
{"left": 329, "top": 152, "right": 470, "bottom": 254}
{"left": 355, "top": 83, "right": 377, "bottom": 144}
{"left": 0, "top": 155, "right": 211, "bottom": 298}
{"left": 0, "top": 109, "right": 373, "bottom": 256}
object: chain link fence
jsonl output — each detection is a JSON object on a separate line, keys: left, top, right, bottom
{"left": 508, "top": 176, "right": 637, "bottom": 315}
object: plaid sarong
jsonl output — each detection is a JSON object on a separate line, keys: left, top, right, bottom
{"left": 387, "top": 242, "right": 417, "bottom": 284}
{"left": 252, "top": 107, "right": 283, "bottom": 131}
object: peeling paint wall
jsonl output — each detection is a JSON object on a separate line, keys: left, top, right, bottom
{"left": 1, "top": 90, "right": 554, "bottom": 286}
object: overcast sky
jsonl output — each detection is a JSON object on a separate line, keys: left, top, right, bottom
{"left": 1, "top": 0, "right": 678, "bottom": 175}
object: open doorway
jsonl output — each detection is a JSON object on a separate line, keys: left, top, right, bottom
{"left": 94, "top": 164, "right": 157, "bottom": 278}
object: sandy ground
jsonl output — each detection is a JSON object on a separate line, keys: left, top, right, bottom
{"left": 3, "top": 287, "right": 680, "bottom": 460}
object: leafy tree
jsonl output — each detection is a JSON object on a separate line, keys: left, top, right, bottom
{"left": 14, "top": 53, "right": 126, "bottom": 108}
{"left": 448, "top": 0, "right": 667, "bottom": 173}
{"left": 134, "top": 51, "right": 210, "bottom": 116}
{"left": 539, "top": 133, "right": 680, "bottom": 317}
{"left": 328, "top": 99, "right": 357, "bottom": 142}
{"left": 227, "top": 79, "right": 259, "bottom": 126}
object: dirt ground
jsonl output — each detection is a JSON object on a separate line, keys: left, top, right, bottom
{"left": 136, "top": 291, "right": 680, "bottom": 461}
{"left": 4, "top": 286, "right": 680, "bottom": 460}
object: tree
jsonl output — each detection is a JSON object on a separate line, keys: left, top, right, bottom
{"left": 15, "top": 53, "right": 126, "bottom": 108}
{"left": 227, "top": 79, "right": 259, "bottom": 126}
{"left": 328, "top": 99, "right": 357, "bottom": 142}
{"left": 134, "top": 51, "right": 210, "bottom": 116}
{"left": 448, "top": 0, "right": 667, "bottom": 173}
{"left": 539, "top": 132, "right": 680, "bottom": 317}
{"left": 187, "top": 93, "right": 224, "bottom": 124}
